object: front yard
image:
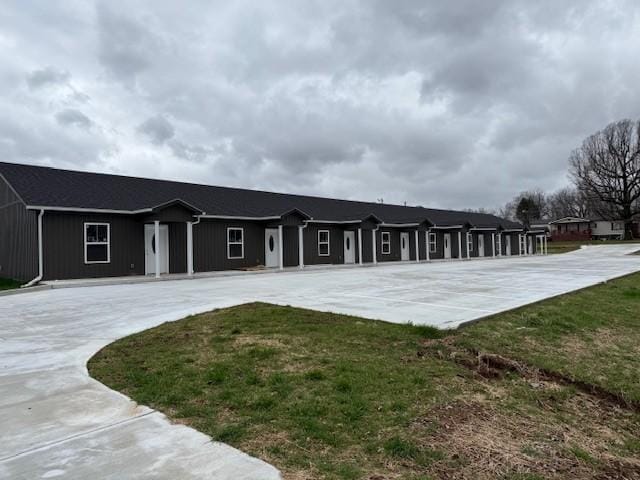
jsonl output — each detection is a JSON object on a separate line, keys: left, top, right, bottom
{"left": 547, "top": 239, "right": 640, "bottom": 255}
{"left": 89, "top": 273, "right": 640, "bottom": 479}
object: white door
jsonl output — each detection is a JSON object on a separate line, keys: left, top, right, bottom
{"left": 505, "top": 236, "right": 511, "bottom": 256}
{"left": 528, "top": 236, "right": 533, "bottom": 255}
{"left": 265, "top": 228, "right": 279, "bottom": 267}
{"left": 478, "top": 234, "right": 485, "bottom": 257}
{"left": 145, "top": 224, "right": 169, "bottom": 275}
{"left": 443, "top": 233, "right": 451, "bottom": 259}
{"left": 344, "top": 231, "right": 355, "bottom": 264}
{"left": 400, "top": 232, "right": 410, "bottom": 261}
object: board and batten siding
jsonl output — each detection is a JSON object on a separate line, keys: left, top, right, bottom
{"left": 193, "top": 219, "right": 264, "bottom": 272}
{"left": 0, "top": 176, "right": 38, "bottom": 281}
{"left": 42, "top": 212, "right": 144, "bottom": 280}
{"left": 303, "top": 225, "right": 344, "bottom": 265}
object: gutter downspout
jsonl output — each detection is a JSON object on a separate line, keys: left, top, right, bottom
{"left": 23, "top": 209, "right": 44, "bottom": 288}
{"left": 187, "top": 215, "right": 203, "bottom": 275}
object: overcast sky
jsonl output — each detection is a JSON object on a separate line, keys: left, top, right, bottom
{"left": 2, "top": 1, "right": 639, "bottom": 210}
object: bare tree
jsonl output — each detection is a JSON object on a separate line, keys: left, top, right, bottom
{"left": 547, "top": 187, "right": 590, "bottom": 219}
{"left": 570, "top": 119, "right": 640, "bottom": 239}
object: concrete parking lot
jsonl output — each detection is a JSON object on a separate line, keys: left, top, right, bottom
{"left": 1, "top": 245, "right": 639, "bottom": 479}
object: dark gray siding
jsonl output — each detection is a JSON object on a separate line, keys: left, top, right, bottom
{"left": 0, "top": 177, "right": 38, "bottom": 281}
{"left": 42, "top": 212, "right": 144, "bottom": 280}
{"left": 361, "top": 229, "right": 373, "bottom": 263}
{"left": 194, "top": 219, "right": 264, "bottom": 271}
{"left": 169, "top": 223, "right": 187, "bottom": 274}
{"left": 304, "top": 225, "right": 344, "bottom": 265}
{"left": 283, "top": 226, "right": 300, "bottom": 267}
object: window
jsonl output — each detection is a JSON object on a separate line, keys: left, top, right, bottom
{"left": 428, "top": 232, "right": 437, "bottom": 253}
{"left": 318, "top": 230, "right": 330, "bottom": 256}
{"left": 466, "top": 232, "right": 473, "bottom": 253}
{"left": 227, "top": 228, "right": 244, "bottom": 259}
{"left": 84, "top": 223, "right": 110, "bottom": 264}
{"left": 381, "top": 232, "right": 391, "bottom": 254}
{"left": 612, "top": 222, "right": 623, "bottom": 230}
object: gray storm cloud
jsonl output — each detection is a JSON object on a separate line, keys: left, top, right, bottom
{"left": 1, "top": 0, "right": 640, "bottom": 209}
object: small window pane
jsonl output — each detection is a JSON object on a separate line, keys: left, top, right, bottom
{"left": 86, "top": 244, "right": 108, "bottom": 262}
{"left": 319, "top": 244, "right": 329, "bottom": 256}
{"left": 229, "top": 244, "right": 243, "bottom": 258}
{"left": 319, "top": 231, "right": 328, "bottom": 243}
{"left": 229, "top": 229, "right": 242, "bottom": 243}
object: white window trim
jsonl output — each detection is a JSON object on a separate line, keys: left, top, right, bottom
{"left": 227, "top": 227, "right": 244, "bottom": 259}
{"left": 318, "top": 230, "right": 330, "bottom": 256}
{"left": 466, "top": 232, "right": 473, "bottom": 253}
{"left": 84, "top": 222, "right": 111, "bottom": 264}
{"left": 428, "top": 232, "right": 437, "bottom": 253}
{"left": 381, "top": 231, "right": 391, "bottom": 255}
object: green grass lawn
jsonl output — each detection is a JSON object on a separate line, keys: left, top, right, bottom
{"left": 0, "top": 277, "right": 22, "bottom": 290}
{"left": 89, "top": 274, "right": 640, "bottom": 479}
{"left": 547, "top": 239, "right": 640, "bottom": 255}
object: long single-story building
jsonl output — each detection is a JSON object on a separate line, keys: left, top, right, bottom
{"left": 0, "top": 162, "right": 547, "bottom": 283}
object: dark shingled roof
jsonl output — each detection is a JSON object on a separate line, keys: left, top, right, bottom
{"left": 0, "top": 162, "right": 522, "bottom": 229}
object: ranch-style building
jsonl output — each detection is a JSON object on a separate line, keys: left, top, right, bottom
{"left": 0, "top": 162, "right": 547, "bottom": 284}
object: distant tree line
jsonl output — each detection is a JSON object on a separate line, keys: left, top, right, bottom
{"left": 468, "top": 119, "right": 640, "bottom": 239}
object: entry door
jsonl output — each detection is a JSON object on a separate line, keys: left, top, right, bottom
{"left": 443, "top": 233, "right": 452, "bottom": 259}
{"left": 478, "top": 234, "right": 485, "bottom": 257}
{"left": 505, "top": 236, "right": 511, "bottom": 256}
{"left": 527, "top": 237, "right": 533, "bottom": 255}
{"left": 400, "top": 232, "right": 410, "bottom": 261}
{"left": 145, "top": 224, "right": 169, "bottom": 275}
{"left": 265, "top": 228, "right": 279, "bottom": 267}
{"left": 344, "top": 231, "right": 355, "bottom": 264}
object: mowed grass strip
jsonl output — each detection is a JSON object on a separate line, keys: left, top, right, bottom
{"left": 456, "top": 272, "right": 640, "bottom": 404}
{"left": 0, "top": 277, "right": 22, "bottom": 290}
{"left": 89, "top": 274, "right": 640, "bottom": 479}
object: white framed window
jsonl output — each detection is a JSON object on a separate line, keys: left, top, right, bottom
{"left": 612, "top": 222, "right": 623, "bottom": 230}
{"left": 428, "top": 232, "right": 437, "bottom": 253}
{"left": 381, "top": 231, "right": 391, "bottom": 254}
{"left": 84, "top": 223, "right": 110, "bottom": 264}
{"left": 318, "top": 230, "right": 330, "bottom": 256}
{"left": 227, "top": 227, "right": 244, "bottom": 259}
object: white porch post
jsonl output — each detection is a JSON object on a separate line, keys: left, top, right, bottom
{"left": 372, "top": 229, "right": 377, "bottom": 264}
{"left": 358, "top": 228, "right": 364, "bottom": 265}
{"left": 298, "top": 225, "right": 304, "bottom": 269}
{"left": 425, "top": 231, "right": 430, "bottom": 261}
{"left": 519, "top": 234, "right": 523, "bottom": 256}
{"left": 187, "top": 221, "right": 193, "bottom": 275}
{"left": 457, "top": 231, "right": 462, "bottom": 260}
{"left": 498, "top": 233, "right": 502, "bottom": 257}
{"left": 415, "top": 230, "right": 420, "bottom": 262}
{"left": 466, "top": 232, "right": 471, "bottom": 259}
{"left": 544, "top": 235, "right": 548, "bottom": 255}
{"left": 492, "top": 233, "right": 496, "bottom": 258}
{"left": 278, "top": 224, "right": 284, "bottom": 270}
{"left": 154, "top": 220, "right": 160, "bottom": 278}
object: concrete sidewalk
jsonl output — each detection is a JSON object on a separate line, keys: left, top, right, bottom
{"left": 1, "top": 245, "right": 639, "bottom": 479}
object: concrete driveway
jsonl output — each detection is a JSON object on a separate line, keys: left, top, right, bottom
{"left": 1, "top": 245, "right": 639, "bottom": 479}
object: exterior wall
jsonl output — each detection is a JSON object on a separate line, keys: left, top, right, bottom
{"left": 303, "top": 225, "right": 345, "bottom": 265}
{"left": 0, "top": 177, "right": 38, "bottom": 281}
{"left": 591, "top": 221, "right": 625, "bottom": 239}
{"left": 42, "top": 212, "right": 144, "bottom": 280}
{"left": 283, "top": 226, "right": 300, "bottom": 267}
{"left": 361, "top": 229, "right": 374, "bottom": 263}
{"left": 169, "top": 223, "right": 187, "bottom": 274}
{"left": 376, "top": 228, "right": 401, "bottom": 262}
{"left": 193, "top": 219, "right": 264, "bottom": 272}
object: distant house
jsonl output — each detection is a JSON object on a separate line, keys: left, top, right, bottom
{"left": 549, "top": 217, "right": 592, "bottom": 241}
{"left": 529, "top": 219, "right": 552, "bottom": 234}
{"left": 550, "top": 216, "right": 638, "bottom": 241}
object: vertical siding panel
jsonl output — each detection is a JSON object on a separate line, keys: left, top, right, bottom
{"left": 193, "top": 219, "right": 264, "bottom": 272}
{"left": 0, "top": 178, "right": 38, "bottom": 281}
